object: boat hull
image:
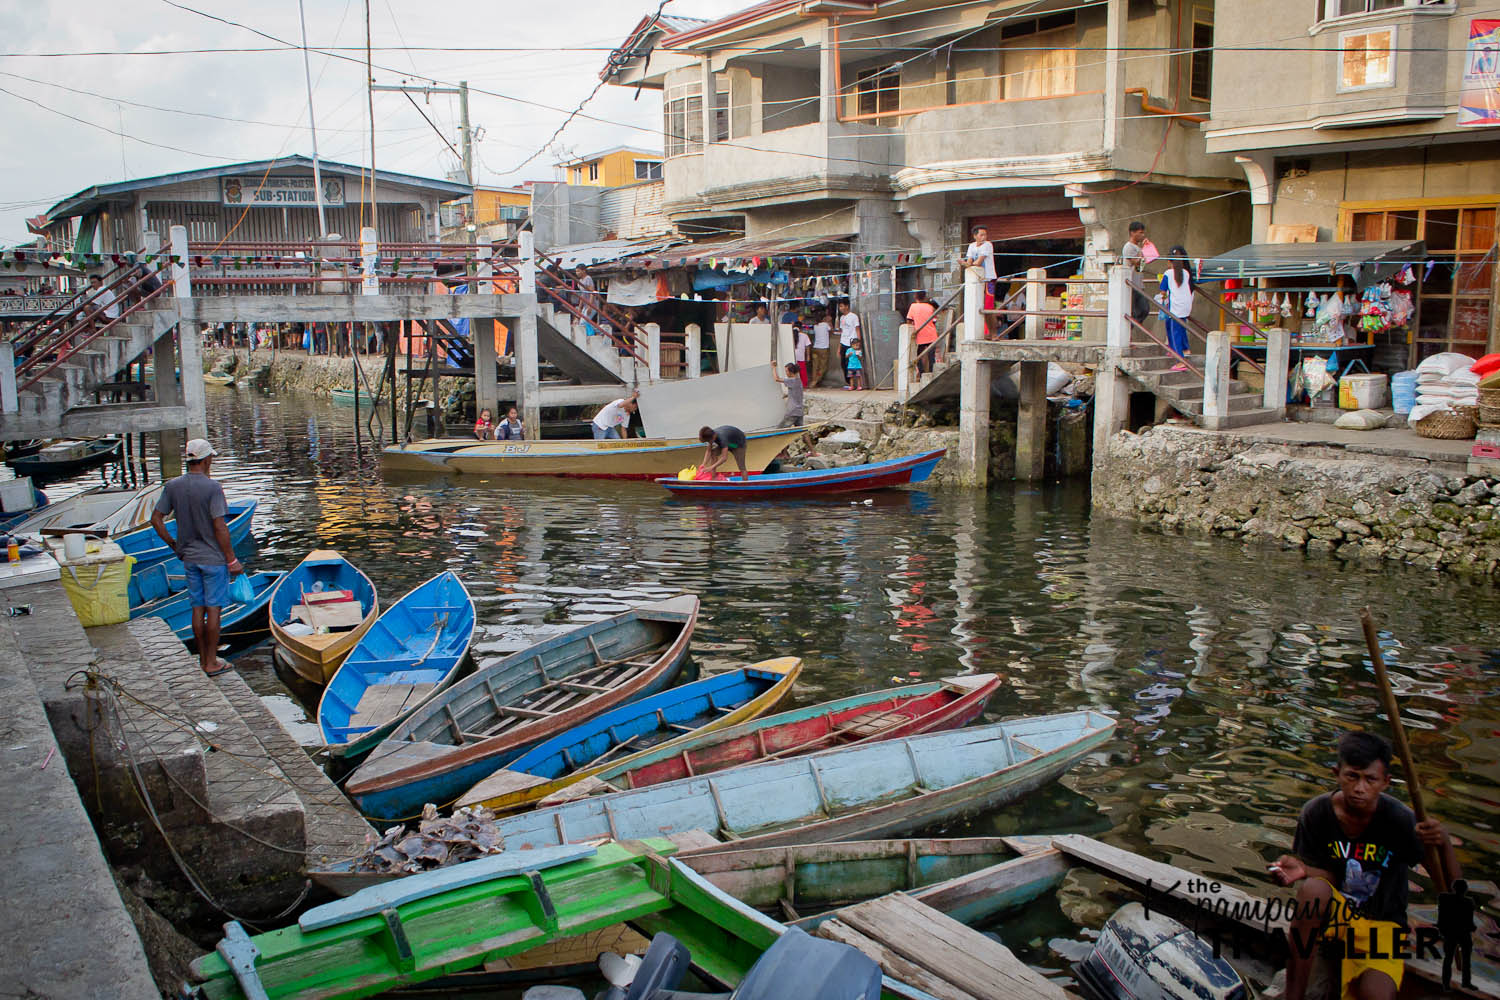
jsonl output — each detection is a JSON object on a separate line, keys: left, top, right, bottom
{"left": 456, "top": 657, "right": 802, "bottom": 813}
{"left": 268, "top": 550, "right": 380, "bottom": 687}
{"left": 9, "top": 439, "right": 122, "bottom": 483}
{"left": 8, "top": 483, "right": 160, "bottom": 537}
{"left": 112, "top": 500, "right": 257, "bottom": 571}
{"left": 380, "top": 426, "right": 811, "bottom": 480}
{"left": 659, "top": 449, "right": 946, "bottom": 499}
{"left": 129, "top": 570, "right": 284, "bottom": 654}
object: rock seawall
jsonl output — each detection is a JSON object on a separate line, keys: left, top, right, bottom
{"left": 1094, "top": 425, "right": 1500, "bottom": 580}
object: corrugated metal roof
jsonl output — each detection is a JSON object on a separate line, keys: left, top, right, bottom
{"left": 544, "top": 238, "right": 683, "bottom": 271}
{"left": 628, "top": 234, "right": 854, "bottom": 267}
{"left": 1197, "top": 241, "right": 1426, "bottom": 279}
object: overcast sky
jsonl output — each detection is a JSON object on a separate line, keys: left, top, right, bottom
{"left": 0, "top": 0, "right": 747, "bottom": 244}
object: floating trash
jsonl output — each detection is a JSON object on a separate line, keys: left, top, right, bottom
{"left": 351, "top": 804, "right": 505, "bottom": 874}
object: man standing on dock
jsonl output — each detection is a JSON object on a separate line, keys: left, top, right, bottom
{"left": 150, "top": 439, "right": 243, "bottom": 678}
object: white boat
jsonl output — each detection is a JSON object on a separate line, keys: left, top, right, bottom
{"left": 8, "top": 483, "right": 163, "bottom": 538}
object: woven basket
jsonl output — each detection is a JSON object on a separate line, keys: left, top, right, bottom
{"left": 1480, "top": 386, "right": 1500, "bottom": 407}
{"left": 1414, "top": 406, "right": 1478, "bottom": 440}
{"left": 1480, "top": 402, "right": 1500, "bottom": 428}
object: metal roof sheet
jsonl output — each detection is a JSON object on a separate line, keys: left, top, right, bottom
{"left": 627, "top": 234, "right": 854, "bottom": 267}
{"left": 1196, "top": 241, "right": 1426, "bottom": 279}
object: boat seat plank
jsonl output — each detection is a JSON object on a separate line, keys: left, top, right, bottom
{"left": 350, "top": 684, "right": 435, "bottom": 728}
{"left": 292, "top": 601, "right": 368, "bottom": 630}
{"left": 836, "top": 893, "right": 1065, "bottom": 1000}
{"left": 833, "top": 708, "right": 909, "bottom": 739}
{"left": 816, "top": 918, "right": 979, "bottom": 1000}
{"left": 911, "top": 849, "right": 1068, "bottom": 917}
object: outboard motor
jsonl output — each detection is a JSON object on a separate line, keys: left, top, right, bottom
{"left": 1074, "top": 903, "right": 1246, "bottom": 1000}
{"left": 535, "top": 927, "right": 882, "bottom": 1000}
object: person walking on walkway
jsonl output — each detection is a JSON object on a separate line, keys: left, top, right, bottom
{"left": 809, "top": 309, "right": 832, "bottom": 387}
{"left": 1156, "top": 246, "right": 1194, "bottom": 370}
{"left": 150, "top": 439, "right": 243, "bottom": 678}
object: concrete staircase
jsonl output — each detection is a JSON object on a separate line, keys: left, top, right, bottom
{"left": 4, "top": 303, "right": 184, "bottom": 439}
{"left": 1119, "top": 348, "right": 1280, "bottom": 429}
{"left": 9, "top": 580, "right": 370, "bottom": 926}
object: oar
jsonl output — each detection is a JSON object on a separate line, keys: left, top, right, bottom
{"left": 1358, "top": 606, "right": 1450, "bottom": 893}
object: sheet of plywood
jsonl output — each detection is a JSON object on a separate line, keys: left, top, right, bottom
{"left": 638, "top": 364, "right": 785, "bottom": 439}
{"left": 349, "top": 683, "right": 435, "bottom": 728}
{"left": 292, "top": 600, "right": 366, "bottom": 629}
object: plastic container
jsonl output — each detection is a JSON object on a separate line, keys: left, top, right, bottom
{"left": 1339, "top": 373, "right": 1390, "bottom": 410}
{"left": 57, "top": 540, "right": 135, "bottom": 627}
{"left": 63, "top": 533, "right": 86, "bottom": 561}
{"left": 1391, "top": 370, "right": 1418, "bottom": 415}
{"left": 0, "top": 477, "right": 35, "bottom": 514}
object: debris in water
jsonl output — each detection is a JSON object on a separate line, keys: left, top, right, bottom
{"left": 350, "top": 804, "right": 506, "bottom": 873}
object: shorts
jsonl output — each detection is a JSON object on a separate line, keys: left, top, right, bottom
{"left": 1320, "top": 884, "right": 1405, "bottom": 997}
{"left": 185, "top": 563, "right": 229, "bottom": 609}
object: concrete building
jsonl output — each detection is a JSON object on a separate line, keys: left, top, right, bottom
{"left": 440, "top": 184, "right": 531, "bottom": 243}
{"left": 1206, "top": 0, "right": 1500, "bottom": 362}
{"left": 604, "top": 0, "right": 1249, "bottom": 385}
{"left": 38, "top": 155, "right": 471, "bottom": 252}
{"left": 555, "top": 145, "right": 665, "bottom": 187}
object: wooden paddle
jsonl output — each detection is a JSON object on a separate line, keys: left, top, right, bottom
{"left": 1359, "top": 606, "right": 1450, "bottom": 893}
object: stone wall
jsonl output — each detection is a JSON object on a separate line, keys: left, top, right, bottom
{"left": 1094, "top": 425, "right": 1500, "bottom": 580}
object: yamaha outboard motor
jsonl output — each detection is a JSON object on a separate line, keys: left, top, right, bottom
{"left": 574, "top": 927, "right": 883, "bottom": 1000}
{"left": 1074, "top": 903, "right": 1246, "bottom": 1000}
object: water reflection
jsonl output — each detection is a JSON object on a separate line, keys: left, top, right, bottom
{"left": 175, "top": 389, "right": 1500, "bottom": 942}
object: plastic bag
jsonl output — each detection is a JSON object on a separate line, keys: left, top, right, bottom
{"left": 229, "top": 573, "right": 254, "bottom": 604}
{"left": 677, "top": 465, "right": 698, "bottom": 481}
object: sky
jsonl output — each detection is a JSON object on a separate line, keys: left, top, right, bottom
{"left": 0, "top": 0, "right": 748, "bottom": 244}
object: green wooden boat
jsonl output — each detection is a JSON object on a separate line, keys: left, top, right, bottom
{"left": 185, "top": 840, "right": 681, "bottom": 1000}
{"left": 330, "top": 387, "right": 359, "bottom": 406}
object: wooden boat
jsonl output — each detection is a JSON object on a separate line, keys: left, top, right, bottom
{"left": 317, "top": 570, "right": 476, "bottom": 760}
{"left": 456, "top": 657, "right": 802, "bottom": 813}
{"left": 112, "top": 500, "right": 257, "bottom": 570}
{"left": 328, "top": 386, "right": 358, "bottom": 405}
{"left": 343, "top": 595, "right": 699, "bottom": 821}
{"left": 129, "top": 569, "right": 284, "bottom": 654}
{"left": 0, "top": 483, "right": 47, "bottom": 532}
{"left": 188, "top": 839, "right": 683, "bottom": 1000}
{"left": 6, "top": 482, "right": 160, "bottom": 538}
{"left": 268, "top": 550, "right": 379, "bottom": 687}
{"left": 658, "top": 449, "right": 946, "bottom": 499}
{"left": 343, "top": 711, "right": 1114, "bottom": 857}
{"left": 557, "top": 674, "right": 1001, "bottom": 798}
{"left": 379, "top": 426, "right": 812, "bottom": 480}
{"left": 2, "top": 439, "right": 45, "bottom": 461}
{"left": 202, "top": 370, "right": 237, "bottom": 387}
{"left": 8, "top": 438, "right": 121, "bottom": 483}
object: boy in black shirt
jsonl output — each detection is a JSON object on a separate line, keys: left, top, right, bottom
{"left": 1270, "top": 731, "right": 1460, "bottom": 1000}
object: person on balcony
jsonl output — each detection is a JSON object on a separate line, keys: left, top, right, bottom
{"left": 1156, "top": 246, "right": 1194, "bottom": 371}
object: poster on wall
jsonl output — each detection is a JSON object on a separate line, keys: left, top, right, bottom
{"left": 1459, "top": 19, "right": 1500, "bottom": 126}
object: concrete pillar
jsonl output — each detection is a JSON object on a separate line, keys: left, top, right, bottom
{"left": 1015, "top": 360, "right": 1048, "bottom": 482}
{"left": 818, "top": 21, "right": 838, "bottom": 124}
{"left": 514, "top": 306, "right": 540, "bottom": 438}
{"left": 1024, "top": 267, "right": 1046, "bottom": 340}
{"left": 1264, "top": 326, "right": 1289, "bottom": 418}
{"left": 645, "top": 323, "right": 662, "bottom": 382}
{"left": 1235, "top": 154, "right": 1276, "bottom": 243}
{"left": 685, "top": 324, "right": 702, "bottom": 378}
{"left": 963, "top": 266, "right": 983, "bottom": 344}
{"left": 957, "top": 353, "right": 992, "bottom": 488}
{"left": 896, "top": 322, "right": 912, "bottom": 402}
{"left": 1102, "top": 0, "right": 1128, "bottom": 154}
{"left": 1093, "top": 266, "right": 1133, "bottom": 463}
{"left": 359, "top": 226, "right": 379, "bottom": 296}
{"left": 0, "top": 342, "right": 16, "bottom": 414}
{"left": 1203, "top": 329, "right": 1232, "bottom": 425}
{"left": 518, "top": 230, "right": 535, "bottom": 295}
{"left": 473, "top": 236, "right": 500, "bottom": 421}
{"left": 156, "top": 226, "right": 192, "bottom": 478}
{"left": 700, "top": 57, "right": 715, "bottom": 150}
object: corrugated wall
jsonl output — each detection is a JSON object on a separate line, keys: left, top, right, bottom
{"left": 145, "top": 203, "right": 424, "bottom": 247}
{"left": 599, "top": 182, "right": 672, "bottom": 239}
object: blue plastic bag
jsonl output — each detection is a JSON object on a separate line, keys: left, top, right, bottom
{"left": 228, "top": 573, "right": 254, "bottom": 604}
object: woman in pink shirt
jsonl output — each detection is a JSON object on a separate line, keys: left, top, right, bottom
{"left": 906, "top": 290, "right": 939, "bottom": 373}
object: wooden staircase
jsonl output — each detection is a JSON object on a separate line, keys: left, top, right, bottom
{"left": 1118, "top": 347, "right": 1280, "bottom": 429}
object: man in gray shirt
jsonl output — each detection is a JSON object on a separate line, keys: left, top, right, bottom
{"left": 1121, "top": 221, "right": 1152, "bottom": 324}
{"left": 151, "top": 439, "right": 243, "bottom": 677}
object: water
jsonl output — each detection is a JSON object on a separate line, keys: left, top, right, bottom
{"left": 73, "top": 388, "right": 1500, "bottom": 971}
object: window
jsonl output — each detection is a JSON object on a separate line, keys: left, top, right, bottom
{"left": 712, "top": 76, "right": 730, "bottom": 143}
{"left": 588, "top": 163, "right": 599, "bottom": 182}
{"left": 1317, "top": 0, "right": 1448, "bottom": 22}
{"left": 571, "top": 167, "right": 583, "bottom": 184}
{"left": 1339, "top": 26, "right": 1395, "bottom": 90}
{"left": 1190, "top": 14, "right": 1214, "bottom": 102}
{"left": 634, "top": 160, "right": 662, "bottom": 181}
{"left": 1001, "top": 27, "right": 1077, "bottom": 100}
{"left": 664, "top": 83, "right": 705, "bottom": 157}
{"left": 856, "top": 67, "right": 900, "bottom": 118}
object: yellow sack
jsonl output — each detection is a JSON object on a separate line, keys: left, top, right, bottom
{"left": 60, "top": 554, "right": 136, "bottom": 627}
{"left": 678, "top": 465, "right": 698, "bottom": 481}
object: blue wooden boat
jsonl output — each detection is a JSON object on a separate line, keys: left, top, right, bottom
{"left": 112, "top": 500, "right": 257, "bottom": 570}
{"left": 268, "top": 549, "right": 380, "bottom": 686}
{"left": 317, "top": 570, "right": 476, "bottom": 760}
{"left": 343, "top": 595, "right": 700, "bottom": 821}
{"left": 657, "top": 449, "right": 945, "bottom": 499}
{"left": 455, "top": 657, "right": 802, "bottom": 814}
{"left": 129, "top": 568, "right": 285, "bottom": 654}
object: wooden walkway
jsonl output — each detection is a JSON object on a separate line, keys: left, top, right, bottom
{"left": 816, "top": 892, "right": 1068, "bottom": 1000}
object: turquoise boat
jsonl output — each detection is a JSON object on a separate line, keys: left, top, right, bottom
{"left": 113, "top": 500, "right": 257, "bottom": 570}
{"left": 317, "top": 570, "right": 475, "bottom": 760}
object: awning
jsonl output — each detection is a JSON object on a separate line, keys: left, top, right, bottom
{"left": 1197, "top": 241, "right": 1425, "bottom": 280}
{"left": 543, "top": 237, "right": 683, "bottom": 272}
{"left": 628, "top": 234, "right": 854, "bottom": 269}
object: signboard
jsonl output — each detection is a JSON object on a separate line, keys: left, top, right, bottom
{"left": 0, "top": 295, "right": 73, "bottom": 318}
{"left": 1459, "top": 19, "right": 1500, "bottom": 126}
{"left": 220, "top": 175, "right": 346, "bottom": 207}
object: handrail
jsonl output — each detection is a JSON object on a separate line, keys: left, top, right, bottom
{"left": 1124, "top": 312, "right": 1201, "bottom": 379}
{"left": 18, "top": 275, "right": 175, "bottom": 392}
{"left": 11, "top": 260, "right": 159, "bottom": 359}
{"left": 534, "top": 251, "right": 649, "bottom": 366}
{"left": 7, "top": 284, "right": 94, "bottom": 350}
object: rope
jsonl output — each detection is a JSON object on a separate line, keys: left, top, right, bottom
{"left": 410, "top": 612, "right": 448, "bottom": 668}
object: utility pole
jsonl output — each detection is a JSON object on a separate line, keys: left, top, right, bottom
{"left": 370, "top": 81, "right": 473, "bottom": 185}
{"left": 365, "top": 0, "right": 378, "bottom": 236}
{"left": 297, "top": 0, "right": 328, "bottom": 238}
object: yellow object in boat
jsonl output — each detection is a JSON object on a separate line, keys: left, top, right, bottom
{"left": 678, "top": 465, "right": 698, "bottom": 481}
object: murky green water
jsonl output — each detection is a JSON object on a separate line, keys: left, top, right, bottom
{"left": 65, "top": 387, "right": 1500, "bottom": 976}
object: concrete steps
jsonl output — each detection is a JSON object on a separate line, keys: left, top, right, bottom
{"left": 1121, "top": 350, "right": 1279, "bottom": 430}
{"left": 5, "top": 579, "right": 369, "bottom": 925}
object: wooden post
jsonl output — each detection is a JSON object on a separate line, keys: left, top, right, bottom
{"left": 0, "top": 342, "right": 16, "bottom": 414}
{"left": 1015, "top": 360, "right": 1048, "bottom": 481}
{"left": 645, "top": 323, "right": 662, "bottom": 382}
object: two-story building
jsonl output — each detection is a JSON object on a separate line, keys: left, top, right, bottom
{"left": 605, "top": 0, "right": 1249, "bottom": 381}
{"left": 1207, "top": 0, "right": 1500, "bottom": 362}
{"left": 555, "top": 146, "right": 665, "bottom": 187}
{"left": 440, "top": 184, "right": 532, "bottom": 243}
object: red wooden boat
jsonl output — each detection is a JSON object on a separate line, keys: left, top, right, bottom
{"left": 657, "top": 448, "right": 945, "bottom": 500}
{"left": 536, "top": 672, "right": 1000, "bottom": 801}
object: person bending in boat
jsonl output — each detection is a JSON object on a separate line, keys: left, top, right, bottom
{"left": 591, "top": 391, "right": 638, "bottom": 440}
{"left": 495, "top": 406, "right": 525, "bottom": 440}
{"left": 699, "top": 425, "right": 749, "bottom": 480}
{"left": 1270, "top": 731, "right": 1459, "bottom": 1000}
